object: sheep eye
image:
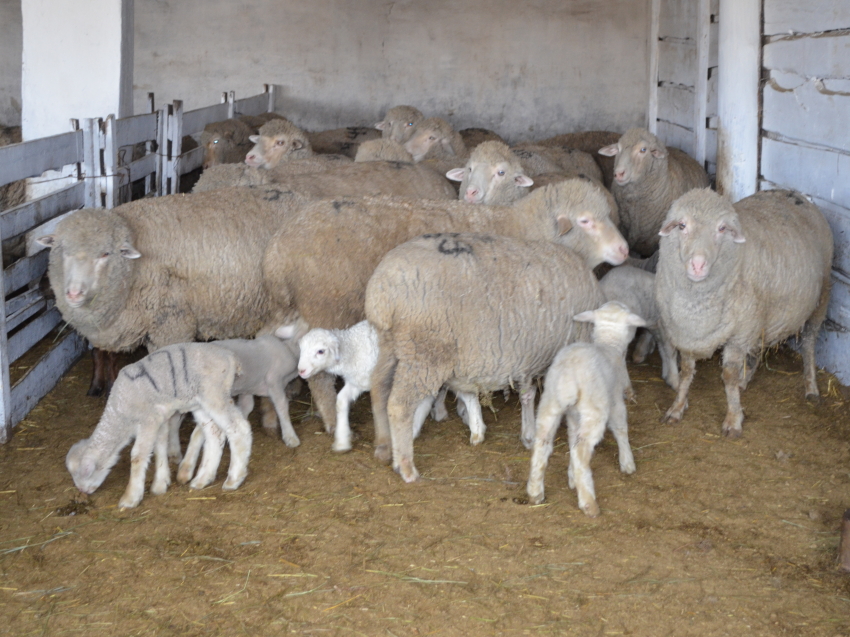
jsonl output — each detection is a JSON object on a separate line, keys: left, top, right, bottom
{"left": 317, "top": 349, "right": 325, "bottom": 355}
{"left": 213, "top": 140, "right": 219, "bottom": 144}
{"left": 275, "top": 140, "right": 286, "bottom": 146}
{"left": 678, "top": 222, "right": 686, "bottom": 230}
{"left": 99, "top": 252, "right": 110, "bottom": 259}
{"left": 497, "top": 170, "right": 505, "bottom": 177}
{"left": 429, "top": 135, "right": 436, "bottom": 141}
{"left": 639, "top": 147, "right": 647, "bottom": 153}
{"left": 407, "top": 122, "right": 414, "bottom": 126}
{"left": 718, "top": 225, "right": 726, "bottom": 233}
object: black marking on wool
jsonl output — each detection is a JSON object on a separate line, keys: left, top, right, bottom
{"left": 387, "top": 161, "right": 405, "bottom": 170}
{"left": 578, "top": 173, "right": 590, "bottom": 181}
{"left": 179, "top": 346, "right": 189, "bottom": 387}
{"left": 786, "top": 192, "right": 805, "bottom": 206}
{"left": 338, "top": 142, "right": 355, "bottom": 152}
{"left": 347, "top": 127, "right": 371, "bottom": 139}
{"left": 512, "top": 148, "right": 533, "bottom": 159}
{"left": 332, "top": 200, "right": 356, "bottom": 213}
{"left": 146, "top": 349, "right": 180, "bottom": 397}
{"left": 263, "top": 189, "right": 286, "bottom": 201}
{"left": 123, "top": 362, "right": 159, "bottom": 393}
{"left": 437, "top": 237, "right": 474, "bottom": 256}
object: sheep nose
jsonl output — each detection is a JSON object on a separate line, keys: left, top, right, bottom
{"left": 464, "top": 187, "right": 480, "bottom": 203}
{"left": 66, "top": 289, "right": 84, "bottom": 304}
{"left": 618, "top": 243, "right": 629, "bottom": 258}
{"left": 689, "top": 255, "right": 708, "bottom": 278}
{"left": 614, "top": 169, "right": 626, "bottom": 181}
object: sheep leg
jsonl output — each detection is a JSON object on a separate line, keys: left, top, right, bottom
{"left": 569, "top": 414, "right": 604, "bottom": 517}
{"left": 167, "top": 413, "right": 183, "bottom": 464}
{"left": 149, "top": 423, "right": 172, "bottom": 496}
{"left": 188, "top": 416, "right": 227, "bottom": 489}
{"left": 430, "top": 386, "right": 449, "bottom": 422}
{"left": 526, "top": 393, "right": 564, "bottom": 505}
{"left": 259, "top": 397, "right": 279, "bottom": 435}
{"left": 519, "top": 384, "right": 538, "bottom": 449}
{"left": 237, "top": 394, "right": 254, "bottom": 418}
{"left": 307, "top": 372, "right": 338, "bottom": 434}
{"left": 631, "top": 330, "right": 656, "bottom": 364}
{"left": 663, "top": 353, "right": 696, "bottom": 424}
{"left": 177, "top": 422, "right": 205, "bottom": 485}
{"left": 412, "top": 397, "right": 435, "bottom": 439}
{"left": 333, "top": 383, "right": 362, "bottom": 453}
{"left": 87, "top": 348, "right": 121, "bottom": 397}
{"left": 370, "top": 341, "right": 397, "bottom": 465}
{"left": 608, "top": 400, "right": 636, "bottom": 474}
{"left": 720, "top": 347, "right": 746, "bottom": 438}
{"left": 655, "top": 330, "right": 680, "bottom": 390}
{"left": 739, "top": 353, "right": 760, "bottom": 391}
{"left": 455, "top": 391, "right": 485, "bottom": 445}
{"left": 118, "top": 418, "right": 162, "bottom": 509}
{"left": 801, "top": 320, "right": 822, "bottom": 398}
{"left": 267, "top": 382, "right": 300, "bottom": 448}
{"left": 205, "top": 404, "right": 253, "bottom": 490}
{"left": 387, "top": 380, "right": 434, "bottom": 483}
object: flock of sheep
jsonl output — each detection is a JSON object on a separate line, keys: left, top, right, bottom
{"left": 42, "top": 104, "right": 833, "bottom": 516}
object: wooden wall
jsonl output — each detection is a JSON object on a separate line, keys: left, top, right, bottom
{"left": 760, "top": 0, "right": 850, "bottom": 382}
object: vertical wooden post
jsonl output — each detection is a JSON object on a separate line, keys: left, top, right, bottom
{"left": 716, "top": 0, "right": 761, "bottom": 200}
{"left": 145, "top": 92, "right": 155, "bottom": 197}
{"left": 103, "top": 115, "right": 120, "bottom": 209}
{"left": 226, "top": 91, "right": 236, "bottom": 119}
{"left": 0, "top": 240, "right": 10, "bottom": 443}
{"left": 693, "top": 0, "right": 711, "bottom": 165}
{"left": 170, "top": 100, "right": 184, "bottom": 194}
{"left": 81, "top": 118, "right": 100, "bottom": 208}
{"left": 646, "top": 0, "right": 660, "bottom": 134}
{"left": 265, "top": 84, "right": 276, "bottom": 113}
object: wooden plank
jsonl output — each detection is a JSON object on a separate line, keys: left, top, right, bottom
{"left": 761, "top": 136, "right": 850, "bottom": 209}
{"left": 658, "top": 40, "right": 697, "bottom": 86}
{"left": 4, "top": 250, "right": 48, "bottom": 297}
{"left": 114, "top": 112, "right": 158, "bottom": 149}
{"left": 647, "top": 0, "right": 660, "bottom": 133}
{"left": 169, "top": 101, "right": 184, "bottom": 194}
{"left": 765, "top": 31, "right": 850, "bottom": 79}
{"left": 706, "top": 69, "right": 718, "bottom": 117}
{"left": 694, "top": 0, "right": 711, "bottom": 164}
{"left": 5, "top": 290, "right": 47, "bottom": 333}
{"left": 178, "top": 145, "right": 205, "bottom": 175}
{"left": 0, "top": 130, "right": 83, "bottom": 186}
{"left": 127, "top": 152, "right": 157, "bottom": 183}
{"left": 182, "top": 102, "right": 231, "bottom": 137}
{"left": 764, "top": 1, "right": 850, "bottom": 37}
{"left": 9, "top": 330, "right": 86, "bottom": 431}
{"left": 0, "top": 182, "right": 84, "bottom": 241}
{"left": 8, "top": 307, "right": 62, "bottom": 364}
{"left": 657, "top": 85, "right": 696, "bottom": 130}
{"left": 656, "top": 120, "right": 695, "bottom": 156}
{"left": 233, "top": 91, "right": 272, "bottom": 117}
{"left": 708, "top": 22, "right": 718, "bottom": 67}
{"left": 103, "top": 116, "right": 121, "bottom": 209}
{"left": 659, "top": 0, "right": 697, "bottom": 38}
{"left": 811, "top": 195, "right": 850, "bottom": 278}
{"left": 705, "top": 128, "right": 717, "bottom": 165}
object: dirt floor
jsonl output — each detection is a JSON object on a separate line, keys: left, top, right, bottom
{"left": 0, "top": 343, "right": 849, "bottom": 636}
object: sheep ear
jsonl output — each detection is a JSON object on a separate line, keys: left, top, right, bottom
{"left": 557, "top": 215, "right": 573, "bottom": 236}
{"left": 292, "top": 140, "right": 304, "bottom": 151}
{"left": 598, "top": 144, "right": 619, "bottom": 157}
{"left": 724, "top": 219, "right": 746, "bottom": 243}
{"left": 120, "top": 242, "right": 141, "bottom": 259}
{"left": 651, "top": 147, "right": 667, "bottom": 159}
{"left": 79, "top": 456, "right": 96, "bottom": 480}
{"left": 659, "top": 219, "right": 680, "bottom": 236}
{"left": 445, "top": 167, "right": 465, "bottom": 182}
{"left": 249, "top": 135, "right": 260, "bottom": 143}
{"left": 573, "top": 310, "right": 595, "bottom": 323}
{"left": 516, "top": 175, "right": 534, "bottom": 187}
{"left": 375, "top": 121, "right": 388, "bottom": 131}
{"left": 441, "top": 137, "right": 456, "bottom": 156}
{"left": 36, "top": 234, "right": 56, "bottom": 248}
{"left": 626, "top": 313, "right": 648, "bottom": 327}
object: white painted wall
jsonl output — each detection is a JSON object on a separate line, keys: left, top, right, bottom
{"left": 133, "top": 0, "right": 651, "bottom": 142}
{"left": 0, "top": 0, "right": 22, "bottom": 127}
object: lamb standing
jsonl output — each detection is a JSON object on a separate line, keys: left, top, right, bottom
{"left": 526, "top": 302, "right": 645, "bottom": 516}
{"left": 66, "top": 343, "right": 253, "bottom": 509}
{"left": 655, "top": 188, "right": 833, "bottom": 437}
{"left": 598, "top": 128, "right": 709, "bottom": 257}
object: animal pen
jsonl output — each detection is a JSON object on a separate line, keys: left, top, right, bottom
{"left": 0, "top": 0, "right": 848, "bottom": 635}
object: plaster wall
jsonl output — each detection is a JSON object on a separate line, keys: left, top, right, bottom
{"left": 0, "top": 0, "right": 22, "bottom": 127}
{"left": 134, "top": 0, "right": 651, "bottom": 142}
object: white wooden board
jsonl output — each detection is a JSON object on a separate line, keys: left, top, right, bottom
{"left": 0, "top": 130, "right": 82, "bottom": 185}
{"left": 761, "top": 136, "right": 850, "bottom": 209}
{"left": 659, "top": 0, "right": 697, "bottom": 38}
{"left": 658, "top": 40, "right": 697, "bottom": 86}
{"left": 705, "top": 128, "right": 717, "bottom": 165}
{"left": 0, "top": 182, "right": 84, "bottom": 240}
{"left": 182, "top": 102, "right": 232, "bottom": 138}
{"left": 657, "top": 85, "right": 696, "bottom": 130}
{"left": 765, "top": 32, "right": 850, "bottom": 79}
{"left": 764, "top": 0, "right": 850, "bottom": 36}
{"left": 656, "top": 120, "right": 695, "bottom": 156}
{"left": 706, "top": 70, "right": 718, "bottom": 117}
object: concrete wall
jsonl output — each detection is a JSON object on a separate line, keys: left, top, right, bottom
{"left": 134, "top": 0, "right": 651, "bottom": 142}
{"left": 0, "top": 0, "right": 22, "bottom": 127}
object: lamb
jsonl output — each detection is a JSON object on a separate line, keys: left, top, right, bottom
{"left": 375, "top": 105, "right": 424, "bottom": 144}
{"left": 525, "top": 301, "right": 644, "bottom": 516}
{"left": 200, "top": 115, "right": 286, "bottom": 169}
{"left": 403, "top": 117, "right": 468, "bottom": 168}
{"left": 307, "top": 126, "right": 382, "bottom": 158}
{"left": 66, "top": 343, "right": 253, "bottom": 509}
{"left": 536, "top": 130, "right": 622, "bottom": 188}
{"left": 598, "top": 128, "right": 710, "bottom": 257}
{"left": 261, "top": 179, "right": 628, "bottom": 435}
{"left": 244, "top": 118, "right": 314, "bottom": 169}
{"left": 599, "top": 265, "right": 678, "bottom": 388}
{"left": 176, "top": 334, "right": 301, "bottom": 487}
{"left": 366, "top": 233, "right": 609, "bottom": 483}
{"left": 354, "top": 139, "right": 414, "bottom": 163}
{"left": 193, "top": 160, "right": 455, "bottom": 200}
{"left": 655, "top": 188, "right": 833, "bottom": 438}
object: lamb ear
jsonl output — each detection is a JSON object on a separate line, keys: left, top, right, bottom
{"left": 573, "top": 310, "right": 595, "bottom": 323}
{"left": 659, "top": 219, "right": 680, "bottom": 236}
{"left": 120, "top": 242, "right": 141, "bottom": 259}
{"left": 375, "top": 121, "right": 388, "bottom": 131}
{"left": 36, "top": 234, "right": 56, "bottom": 248}
{"left": 626, "top": 313, "right": 648, "bottom": 327}
{"left": 292, "top": 140, "right": 304, "bottom": 151}
{"left": 441, "top": 137, "right": 457, "bottom": 156}
{"left": 724, "top": 219, "right": 746, "bottom": 243}
{"left": 79, "top": 456, "right": 96, "bottom": 480}
{"left": 249, "top": 135, "right": 260, "bottom": 143}
{"left": 516, "top": 174, "right": 534, "bottom": 187}
{"left": 598, "top": 144, "right": 619, "bottom": 157}
{"left": 651, "top": 147, "right": 667, "bottom": 159}
{"left": 556, "top": 215, "right": 573, "bottom": 236}
{"left": 445, "top": 167, "right": 465, "bottom": 182}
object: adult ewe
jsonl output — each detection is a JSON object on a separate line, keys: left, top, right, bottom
{"left": 599, "top": 128, "right": 709, "bottom": 257}
{"left": 375, "top": 105, "right": 424, "bottom": 144}
{"left": 366, "top": 233, "right": 608, "bottom": 482}
{"left": 656, "top": 188, "right": 833, "bottom": 438}
{"left": 262, "top": 179, "right": 628, "bottom": 435}
{"left": 244, "top": 119, "right": 314, "bottom": 168}
{"left": 537, "top": 130, "right": 621, "bottom": 187}
{"left": 201, "top": 115, "right": 286, "bottom": 169}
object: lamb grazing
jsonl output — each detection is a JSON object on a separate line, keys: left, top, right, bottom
{"left": 375, "top": 105, "right": 424, "bottom": 144}
{"left": 307, "top": 126, "right": 382, "bottom": 158}
{"left": 200, "top": 116, "right": 285, "bottom": 170}
{"left": 35, "top": 188, "right": 304, "bottom": 399}
{"left": 366, "top": 233, "right": 609, "bottom": 483}
{"left": 261, "top": 178, "right": 628, "bottom": 438}
{"left": 194, "top": 160, "right": 455, "bottom": 200}
{"left": 245, "top": 119, "right": 314, "bottom": 169}
{"left": 403, "top": 117, "right": 468, "bottom": 167}
{"left": 526, "top": 301, "right": 644, "bottom": 516}
{"left": 599, "top": 265, "right": 678, "bottom": 388}
{"left": 354, "top": 139, "right": 414, "bottom": 164}
{"left": 458, "top": 127, "right": 506, "bottom": 150}
{"left": 655, "top": 188, "right": 833, "bottom": 438}
{"left": 536, "top": 130, "right": 622, "bottom": 187}
{"left": 66, "top": 343, "right": 253, "bottom": 509}
{"left": 176, "top": 334, "right": 301, "bottom": 487}
{"left": 599, "top": 128, "right": 710, "bottom": 257}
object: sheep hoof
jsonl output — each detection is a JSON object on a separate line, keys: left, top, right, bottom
{"left": 527, "top": 490, "right": 544, "bottom": 505}
{"left": 189, "top": 476, "right": 213, "bottom": 490}
{"left": 282, "top": 435, "right": 301, "bottom": 448}
{"left": 805, "top": 392, "right": 822, "bottom": 404}
{"left": 430, "top": 404, "right": 448, "bottom": 422}
{"left": 721, "top": 425, "right": 742, "bottom": 439}
{"left": 261, "top": 425, "right": 281, "bottom": 439}
{"left": 168, "top": 451, "right": 183, "bottom": 465}
{"left": 662, "top": 410, "right": 682, "bottom": 425}
{"left": 374, "top": 444, "right": 392, "bottom": 465}
{"left": 150, "top": 479, "right": 170, "bottom": 496}
{"left": 222, "top": 475, "right": 246, "bottom": 491}
{"left": 469, "top": 433, "right": 485, "bottom": 446}
{"left": 118, "top": 493, "right": 141, "bottom": 509}
{"left": 521, "top": 436, "right": 534, "bottom": 450}
{"left": 397, "top": 459, "right": 419, "bottom": 483}
{"left": 332, "top": 442, "right": 352, "bottom": 453}
{"left": 176, "top": 468, "right": 192, "bottom": 485}
{"left": 621, "top": 460, "right": 637, "bottom": 474}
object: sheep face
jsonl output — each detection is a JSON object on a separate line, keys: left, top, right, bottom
{"left": 66, "top": 439, "right": 120, "bottom": 495}
{"left": 403, "top": 119, "right": 459, "bottom": 162}
{"left": 659, "top": 190, "right": 746, "bottom": 283}
{"left": 245, "top": 132, "right": 305, "bottom": 169}
{"left": 36, "top": 211, "right": 141, "bottom": 309}
{"left": 375, "top": 106, "right": 424, "bottom": 144}
{"left": 447, "top": 142, "right": 533, "bottom": 204}
{"left": 599, "top": 128, "right": 667, "bottom": 187}
{"left": 574, "top": 301, "right": 647, "bottom": 348}
{"left": 202, "top": 133, "right": 230, "bottom": 170}
{"left": 297, "top": 329, "right": 340, "bottom": 379}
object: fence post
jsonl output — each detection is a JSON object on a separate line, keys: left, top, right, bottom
{"left": 145, "top": 93, "right": 155, "bottom": 197}
{"left": 170, "top": 100, "right": 184, "bottom": 194}
{"left": 81, "top": 118, "right": 101, "bottom": 208}
{"left": 265, "top": 84, "right": 275, "bottom": 113}
{"left": 156, "top": 103, "right": 171, "bottom": 196}
{"left": 226, "top": 91, "right": 235, "bottom": 119}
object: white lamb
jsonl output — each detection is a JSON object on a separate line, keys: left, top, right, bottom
{"left": 526, "top": 301, "right": 645, "bottom": 517}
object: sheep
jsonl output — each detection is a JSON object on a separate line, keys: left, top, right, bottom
{"left": 655, "top": 188, "right": 833, "bottom": 438}
{"left": 307, "top": 126, "right": 382, "bottom": 159}
{"left": 193, "top": 160, "right": 456, "bottom": 200}
{"left": 404, "top": 117, "right": 468, "bottom": 165}
{"left": 200, "top": 115, "right": 286, "bottom": 170}
{"left": 66, "top": 343, "right": 253, "bottom": 509}
{"left": 354, "top": 139, "right": 414, "bottom": 163}
{"left": 35, "top": 188, "right": 303, "bottom": 399}
{"left": 525, "top": 301, "right": 644, "bottom": 516}
{"left": 261, "top": 179, "right": 628, "bottom": 435}
{"left": 176, "top": 334, "right": 301, "bottom": 487}
{"left": 598, "top": 128, "right": 710, "bottom": 257}
{"left": 244, "top": 118, "right": 314, "bottom": 169}
{"left": 458, "top": 127, "right": 506, "bottom": 150}
{"left": 536, "top": 130, "right": 622, "bottom": 188}
{"left": 366, "top": 233, "right": 609, "bottom": 483}
{"left": 599, "top": 265, "right": 679, "bottom": 388}
{"left": 375, "top": 105, "right": 424, "bottom": 144}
